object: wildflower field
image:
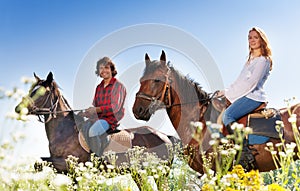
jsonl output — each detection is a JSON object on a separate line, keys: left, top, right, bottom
{"left": 1, "top": 79, "right": 300, "bottom": 191}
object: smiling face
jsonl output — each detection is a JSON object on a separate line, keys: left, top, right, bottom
{"left": 248, "top": 30, "right": 262, "bottom": 51}
{"left": 98, "top": 63, "right": 113, "bottom": 80}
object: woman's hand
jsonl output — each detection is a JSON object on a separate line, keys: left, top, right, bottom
{"left": 216, "top": 90, "right": 225, "bottom": 98}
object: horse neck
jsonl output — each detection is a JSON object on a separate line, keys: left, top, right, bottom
{"left": 166, "top": 70, "right": 209, "bottom": 146}
{"left": 44, "top": 93, "right": 75, "bottom": 142}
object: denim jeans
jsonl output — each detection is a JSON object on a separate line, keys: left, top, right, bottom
{"left": 88, "top": 119, "right": 110, "bottom": 137}
{"left": 222, "top": 96, "right": 263, "bottom": 126}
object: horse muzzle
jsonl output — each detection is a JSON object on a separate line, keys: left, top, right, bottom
{"left": 132, "top": 102, "right": 152, "bottom": 121}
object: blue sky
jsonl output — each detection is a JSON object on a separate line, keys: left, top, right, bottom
{"left": 1, "top": 0, "right": 300, "bottom": 157}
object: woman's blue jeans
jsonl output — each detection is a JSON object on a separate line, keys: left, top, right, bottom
{"left": 222, "top": 96, "right": 263, "bottom": 126}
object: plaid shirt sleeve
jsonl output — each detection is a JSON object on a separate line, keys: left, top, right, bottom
{"left": 99, "top": 81, "right": 126, "bottom": 116}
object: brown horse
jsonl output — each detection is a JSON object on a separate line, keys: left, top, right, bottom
{"left": 132, "top": 50, "right": 300, "bottom": 173}
{"left": 15, "top": 72, "right": 178, "bottom": 173}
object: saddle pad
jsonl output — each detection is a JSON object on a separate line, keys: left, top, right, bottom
{"left": 248, "top": 134, "right": 270, "bottom": 145}
{"left": 79, "top": 131, "right": 90, "bottom": 153}
{"left": 79, "top": 130, "right": 133, "bottom": 154}
{"left": 248, "top": 109, "right": 282, "bottom": 139}
{"left": 103, "top": 130, "right": 133, "bottom": 153}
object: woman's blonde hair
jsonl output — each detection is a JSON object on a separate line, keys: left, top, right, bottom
{"left": 248, "top": 27, "right": 273, "bottom": 71}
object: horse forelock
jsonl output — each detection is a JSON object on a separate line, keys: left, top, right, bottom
{"left": 143, "top": 60, "right": 165, "bottom": 76}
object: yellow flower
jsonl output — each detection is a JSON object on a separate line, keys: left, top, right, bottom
{"left": 267, "top": 183, "right": 287, "bottom": 191}
{"left": 201, "top": 184, "right": 214, "bottom": 191}
{"left": 230, "top": 165, "right": 245, "bottom": 179}
{"left": 225, "top": 188, "right": 239, "bottom": 191}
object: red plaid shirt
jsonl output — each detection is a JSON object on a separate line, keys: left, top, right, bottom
{"left": 93, "top": 77, "right": 126, "bottom": 129}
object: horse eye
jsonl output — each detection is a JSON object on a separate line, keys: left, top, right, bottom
{"left": 154, "top": 79, "right": 160, "bottom": 83}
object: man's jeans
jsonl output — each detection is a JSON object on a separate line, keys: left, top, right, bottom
{"left": 222, "top": 96, "right": 263, "bottom": 126}
{"left": 89, "top": 119, "right": 110, "bottom": 137}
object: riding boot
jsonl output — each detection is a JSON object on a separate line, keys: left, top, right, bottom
{"left": 226, "top": 122, "right": 234, "bottom": 134}
{"left": 239, "top": 138, "right": 257, "bottom": 171}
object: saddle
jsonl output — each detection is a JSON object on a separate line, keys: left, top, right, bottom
{"left": 78, "top": 124, "right": 133, "bottom": 155}
{"left": 212, "top": 98, "right": 282, "bottom": 139}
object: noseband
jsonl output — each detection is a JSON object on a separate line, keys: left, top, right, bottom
{"left": 135, "top": 69, "right": 172, "bottom": 115}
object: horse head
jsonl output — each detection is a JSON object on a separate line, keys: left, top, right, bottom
{"left": 133, "top": 50, "right": 172, "bottom": 121}
{"left": 15, "top": 72, "right": 69, "bottom": 121}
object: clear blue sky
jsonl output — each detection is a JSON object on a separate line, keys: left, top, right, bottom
{"left": 1, "top": 0, "right": 300, "bottom": 157}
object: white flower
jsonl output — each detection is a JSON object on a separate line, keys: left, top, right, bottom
{"left": 5, "top": 90, "right": 13, "bottom": 97}
{"left": 85, "top": 161, "right": 93, "bottom": 168}
{"left": 194, "top": 121, "right": 203, "bottom": 128}
{"left": 208, "top": 169, "right": 215, "bottom": 176}
{"left": 52, "top": 174, "right": 72, "bottom": 187}
{"left": 173, "top": 168, "right": 183, "bottom": 177}
{"left": 279, "top": 151, "right": 286, "bottom": 157}
{"left": 286, "top": 142, "right": 296, "bottom": 150}
{"left": 206, "top": 121, "right": 212, "bottom": 126}
{"left": 275, "top": 143, "right": 284, "bottom": 148}
{"left": 236, "top": 123, "right": 244, "bottom": 130}
{"left": 211, "top": 123, "right": 223, "bottom": 131}
{"left": 20, "top": 107, "right": 29, "bottom": 115}
{"left": 244, "top": 127, "right": 253, "bottom": 134}
{"left": 106, "top": 164, "right": 114, "bottom": 170}
{"left": 209, "top": 140, "right": 217, "bottom": 146}
{"left": 266, "top": 142, "right": 273, "bottom": 147}
{"left": 288, "top": 114, "right": 297, "bottom": 123}
{"left": 211, "top": 132, "right": 220, "bottom": 139}
{"left": 220, "top": 150, "right": 228, "bottom": 155}
{"left": 138, "top": 169, "right": 147, "bottom": 174}
{"left": 83, "top": 172, "right": 92, "bottom": 180}
{"left": 234, "top": 144, "right": 241, "bottom": 150}
{"left": 200, "top": 173, "right": 207, "bottom": 181}
{"left": 5, "top": 112, "right": 19, "bottom": 119}
{"left": 20, "top": 114, "right": 28, "bottom": 121}
{"left": 229, "top": 149, "right": 237, "bottom": 155}
{"left": 220, "top": 138, "right": 229, "bottom": 144}
{"left": 271, "top": 151, "right": 277, "bottom": 155}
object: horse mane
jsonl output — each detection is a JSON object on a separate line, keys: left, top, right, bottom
{"left": 52, "top": 81, "right": 73, "bottom": 110}
{"left": 143, "top": 60, "right": 209, "bottom": 104}
{"left": 168, "top": 64, "right": 209, "bottom": 104}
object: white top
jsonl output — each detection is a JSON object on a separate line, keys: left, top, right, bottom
{"left": 225, "top": 56, "right": 270, "bottom": 103}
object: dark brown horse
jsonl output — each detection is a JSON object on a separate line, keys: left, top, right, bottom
{"left": 132, "top": 50, "right": 300, "bottom": 173}
{"left": 15, "top": 72, "right": 177, "bottom": 172}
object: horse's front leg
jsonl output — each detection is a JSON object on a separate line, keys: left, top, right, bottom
{"left": 34, "top": 157, "right": 68, "bottom": 173}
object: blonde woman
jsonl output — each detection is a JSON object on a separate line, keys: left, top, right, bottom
{"left": 218, "top": 27, "right": 273, "bottom": 134}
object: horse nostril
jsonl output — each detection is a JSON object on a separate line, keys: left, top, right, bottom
{"left": 138, "top": 106, "right": 145, "bottom": 115}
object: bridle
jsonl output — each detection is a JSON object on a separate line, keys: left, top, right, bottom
{"left": 26, "top": 85, "right": 75, "bottom": 123}
{"left": 136, "top": 68, "right": 172, "bottom": 114}
{"left": 135, "top": 65, "right": 219, "bottom": 116}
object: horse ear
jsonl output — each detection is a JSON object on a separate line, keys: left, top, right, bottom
{"left": 34, "top": 72, "right": 41, "bottom": 81}
{"left": 45, "top": 72, "right": 54, "bottom": 84}
{"left": 145, "top": 53, "right": 151, "bottom": 65}
{"left": 160, "top": 50, "right": 166, "bottom": 63}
